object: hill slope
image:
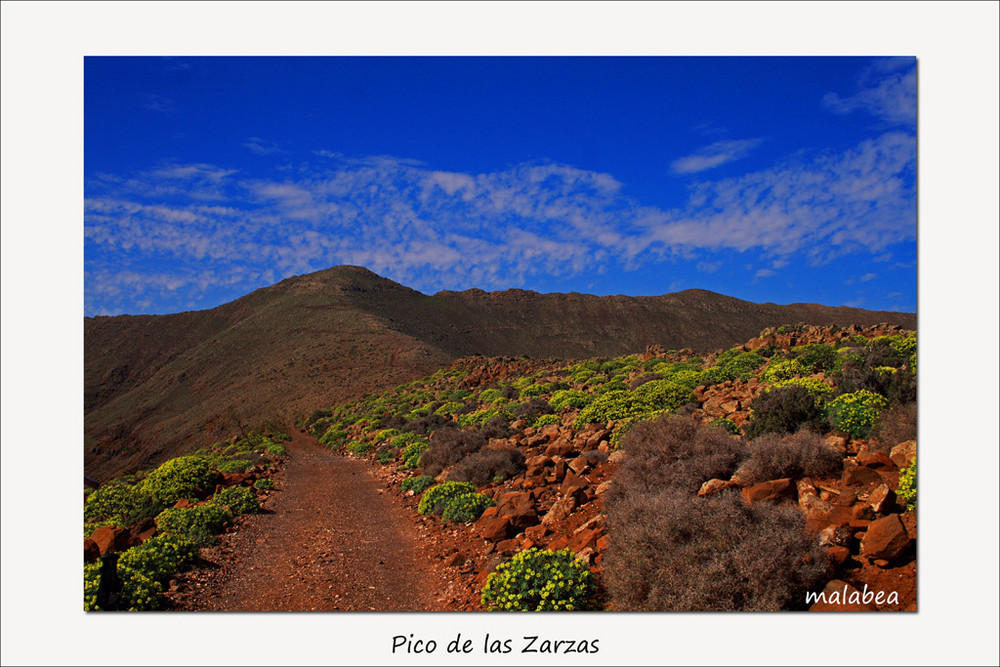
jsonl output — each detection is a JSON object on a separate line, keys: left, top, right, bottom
{"left": 85, "top": 265, "right": 915, "bottom": 479}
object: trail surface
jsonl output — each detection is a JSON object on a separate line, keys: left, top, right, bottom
{"left": 179, "top": 430, "right": 435, "bottom": 611}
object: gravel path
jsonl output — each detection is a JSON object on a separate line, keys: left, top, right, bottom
{"left": 179, "top": 430, "right": 434, "bottom": 611}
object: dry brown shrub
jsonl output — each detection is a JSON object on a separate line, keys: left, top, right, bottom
{"left": 734, "top": 430, "right": 844, "bottom": 485}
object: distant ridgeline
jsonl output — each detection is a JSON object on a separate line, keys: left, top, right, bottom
{"left": 85, "top": 265, "right": 915, "bottom": 480}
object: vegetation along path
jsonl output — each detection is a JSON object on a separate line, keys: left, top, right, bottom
{"left": 178, "top": 430, "right": 435, "bottom": 611}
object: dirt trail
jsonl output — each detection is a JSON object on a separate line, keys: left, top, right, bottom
{"left": 178, "top": 430, "right": 436, "bottom": 611}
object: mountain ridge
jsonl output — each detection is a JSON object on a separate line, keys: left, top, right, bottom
{"left": 85, "top": 265, "right": 915, "bottom": 480}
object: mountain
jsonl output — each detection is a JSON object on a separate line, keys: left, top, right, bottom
{"left": 85, "top": 265, "right": 915, "bottom": 480}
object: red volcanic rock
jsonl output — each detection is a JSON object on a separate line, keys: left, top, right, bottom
{"left": 84, "top": 538, "right": 101, "bottom": 562}
{"left": 890, "top": 440, "right": 916, "bottom": 469}
{"left": 89, "top": 525, "right": 132, "bottom": 555}
{"left": 860, "top": 514, "right": 911, "bottom": 561}
{"left": 741, "top": 478, "right": 797, "bottom": 505}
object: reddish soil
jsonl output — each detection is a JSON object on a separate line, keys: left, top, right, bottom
{"left": 170, "top": 430, "right": 461, "bottom": 611}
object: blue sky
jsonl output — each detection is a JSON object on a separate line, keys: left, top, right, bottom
{"left": 84, "top": 56, "right": 916, "bottom": 315}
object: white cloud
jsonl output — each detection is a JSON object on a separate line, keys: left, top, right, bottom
{"left": 670, "top": 138, "right": 764, "bottom": 174}
{"left": 860, "top": 272, "right": 877, "bottom": 282}
{"left": 823, "top": 57, "right": 916, "bottom": 126}
{"left": 85, "top": 129, "right": 915, "bottom": 313}
{"left": 243, "top": 137, "right": 284, "bottom": 155}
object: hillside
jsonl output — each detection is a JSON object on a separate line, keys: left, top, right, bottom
{"left": 84, "top": 323, "right": 918, "bottom": 612}
{"left": 85, "top": 265, "right": 915, "bottom": 480}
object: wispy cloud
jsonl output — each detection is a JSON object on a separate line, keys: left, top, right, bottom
{"left": 143, "top": 93, "right": 177, "bottom": 113}
{"left": 823, "top": 57, "right": 916, "bottom": 126}
{"left": 243, "top": 137, "right": 285, "bottom": 156}
{"left": 85, "top": 127, "right": 915, "bottom": 313}
{"left": 670, "top": 138, "right": 764, "bottom": 174}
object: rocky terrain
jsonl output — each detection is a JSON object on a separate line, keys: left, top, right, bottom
{"left": 85, "top": 321, "right": 917, "bottom": 612}
{"left": 85, "top": 265, "right": 916, "bottom": 482}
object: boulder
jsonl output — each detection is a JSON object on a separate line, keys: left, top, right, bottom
{"left": 496, "top": 492, "right": 539, "bottom": 530}
{"left": 89, "top": 526, "right": 132, "bottom": 556}
{"left": 541, "top": 496, "right": 576, "bottom": 527}
{"left": 544, "top": 439, "right": 576, "bottom": 458}
{"left": 128, "top": 517, "right": 157, "bottom": 545}
{"left": 868, "top": 484, "right": 897, "bottom": 515}
{"left": 568, "top": 457, "right": 590, "bottom": 475}
{"left": 698, "top": 478, "right": 734, "bottom": 496}
{"left": 741, "top": 478, "right": 797, "bottom": 505}
{"left": 841, "top": 462, "right": 882, "bottom": 489}
{"left": 856, "top": 452, "right": 895, "bottom": 470}
{"left": 478, "top": 515, "right": 516, "bottom": 542}
{"left": 860, "top": 514, "right": 911, "bottom": 561}
{"left": 560, "top": 470, "right": 589, "bottom": 498}
{"left": 889, "top": 440, "right": 917, "bottom": 469}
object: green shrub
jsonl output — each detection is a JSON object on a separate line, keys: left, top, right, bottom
{"left": 442, "top": 492, "right": 496, "bottom": 523}
{"left": 533, "top": 414, "right": 560, "bottom": 428}
{"left": 417, "top": 481, "right": 477, "bottom": 516}
{"left": 790, "top": 344, "right": 838, "bottom": 373}
{"left": 400, "top": 475, "right": 435, "bottom": 495}
{"left": 478, "top": 388, "right": 503, "bottom": 404}
{"left": 550, "top": 389, "right": 593, "bottom": 410}
{"left": 400, "top": 439, "right": 430, "bottom": 469}
{"left": 209, "top": 486, "right": 259, "bottom": 515}
{"left": 709, "top": 349, "right": 766, "bottom": 382}
{"left": 217, "top": 459, "right": 252, "bottom": 473}
{"left": 84, "top": 483, "right": 153, "bottom": 525}
{"left": 826, "top": 390, "right": 889, "bottom": 439}
{"left": 138, "top": 456, "right": 219, "bottom": 509}
{"left": 433, "top": 401, "right": 464, "bottom": 417}
{"left": 769, "top": 377, "right": 834, "bottom": 401}
{"left": 744, "top": 385, "right": 826, "bottom": 439}
{"left": 762, "top": 358, "right": 807, "bottom": 384}
{"left": 346, "top": 440, "right": 373, "bottom": 456}
{"left": 84, "top": 562, "right": 101, "bottom": 611}
{"left": 116, "top": 534, "right": 197, "bottom": 611}
{"left": 897, "top": 458, "right": 916, "bottom": 510}
{"left": 575, "top": 380, "right": 693, "bottom": 429}
{"left": 155, "top": 504, "right": 232, "bottom": 545}
{"left": 481, "top": 548, "right": 598, "bottom": 611}
{"left": 265, "top": 442, "right": 287, "bottom": 456}
{"left": 253, "top": 478, "right": 274, "bottom": 490}
{"left": 320, "top": 427, "right": 348, "bottom": 448}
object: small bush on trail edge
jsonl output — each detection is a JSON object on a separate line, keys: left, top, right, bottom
{"left": 825, "top": 390, "right": 889, "bottom": 439}
{"left": 400, "top": 475, "right": 435, "bottom": 495}
{"left": 442, "top": 492, "right": 496, "bottom": 523}
{"left": 102, "top": 534, "right": 199, "bottom": 611}
{"left": 744, "top": 384, "right": 826, "bottom": 440}
{"left": 449, "top": 447, "right": 526, "bottom": 486}
{"left": 400, "top": 439, "right": 430, "bottom": 469}
{"left": 734, "top": 430, "right": 844, "bottom": 486}
{"left": 419, "top": 429, "right": 488, "bottom": 478}
{"left": 418, "top": 481, "right": 477, "bottom": 516}
{"left": 253, "top": 478, "right": 274, "bottom": 490}
{"left": 481, "top": 547, "right": 598, "bottom": 611}
{"left": 210, "top": 486, "right": 259, "bottom": 515}
{"left": 155, "top": 504, "right": 233, "bottom": 546}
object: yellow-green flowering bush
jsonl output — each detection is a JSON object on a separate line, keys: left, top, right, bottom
{"left": 550, "top": 389, "right": 593, "bottom": 410}
{"left": 400, "top": 439, "right": 430, "bottom": 468}
{"left": 442, "top": 492, "right": 496, "bottom": 523}
{"left": 769, "top": 377, "right": 834, "bottom": 402}
{"left": 84, "top": 483, "right": 152, "bottom": 525}
{"left": 826, "top": 390, "right": 889, "bottom": 439}
{"left": 762, "top": 358, "right": 807, "bottom": 384}
{"left": 400, "top": 475, "right": 435, "bottom": 494}
{"left": 156, "top": 504, "right": 232, "bottom": 545}
{"left": 115, "top": 534, "right": 197, "bottom": 610}
{"left": 532, "top": 414, "right": 560, "bottom": 428}
{"left": 209, "top": 486, "right": 259, "bottom": 515}
{"left": 346, "top": 440, "right": 373, "bottom": 456}
{"left": 84, "top": 562, "right": 101, "bottom": 611}
{"left": 417, "top": 481, "right": 477, "bottom": 516}
{"left": 897, "top": 458, "right": 916, "bottom": 509}
{"left": 139, "top": 455, "right": 219, "bottom": 508}
{"left": 253, "top": 478, "right": 274, "bottom": 490}
{"left": 481, "top": 548, "right": 598, "bottom": 611}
